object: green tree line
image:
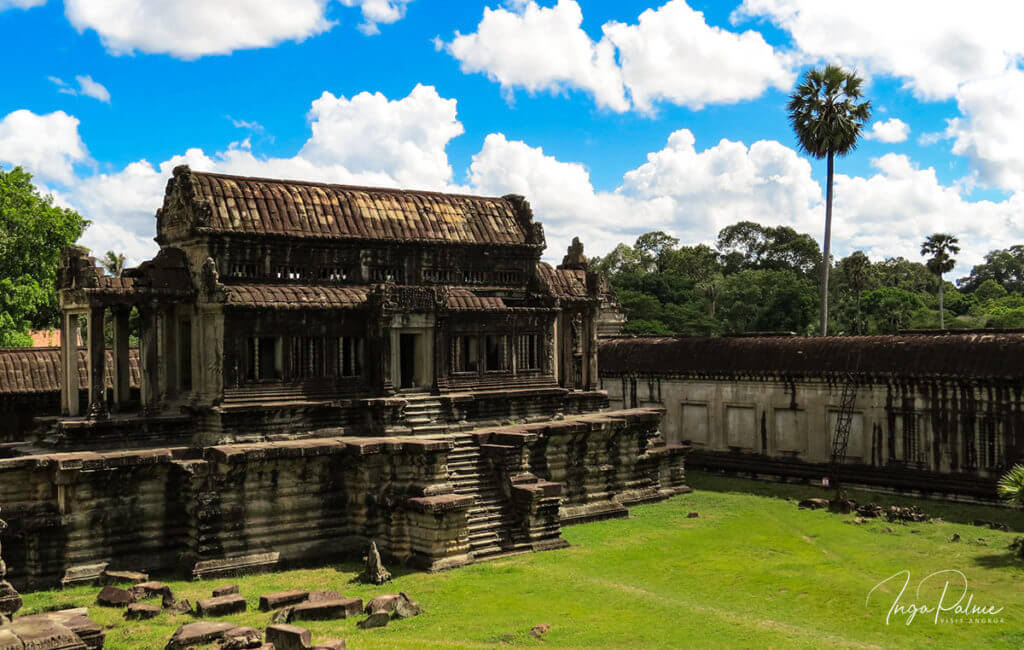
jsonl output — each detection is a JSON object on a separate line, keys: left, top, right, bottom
{"left": 594, "top": 224, "right": 1024, "bottom": 337}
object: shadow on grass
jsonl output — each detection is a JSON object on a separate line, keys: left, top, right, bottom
{"left": 972, "top": 551, "right": 1024, "bottom": 570}
{"left": 687, "top": 470, "right": 1024, "bottom": 531}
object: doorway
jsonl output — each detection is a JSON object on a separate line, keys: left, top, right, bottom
{"left": 399, "top": 333, "right": 418, "bottom": 389}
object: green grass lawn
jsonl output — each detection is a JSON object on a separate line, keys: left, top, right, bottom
{"left": 17, "top": 472, "right": 1024, "bottom": 649}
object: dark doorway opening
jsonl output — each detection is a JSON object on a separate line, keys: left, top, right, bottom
{"left": 400, "top": 333, "right": 417, "bottom": 389}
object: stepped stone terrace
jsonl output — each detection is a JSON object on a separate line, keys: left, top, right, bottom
{"left": 0, "top": 167, "right": 687, "bottom": 590}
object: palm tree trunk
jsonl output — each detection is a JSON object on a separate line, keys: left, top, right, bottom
{"left": 821, "top": 151, "right": 834, "bottom": 336}
{"left": 939, "top": 274, "right": 945, "bottom": 329}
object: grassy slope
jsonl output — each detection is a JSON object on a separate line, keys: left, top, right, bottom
{"left": 18, "top": 472, "right": 1024, "bottom": 649}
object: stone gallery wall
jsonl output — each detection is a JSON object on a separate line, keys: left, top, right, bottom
{"left": 0, "top": 410, "right": 687, "bottom": 590}
{"left": 600, "top": 335, "right": 1024, "bottom": 499}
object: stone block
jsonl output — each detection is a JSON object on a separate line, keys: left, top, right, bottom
{"left": 195, "top": 594, "right": 246, "bottom": 617}
{"left": 288, "top": 598, "right": 362, "bottom": 622}
{"left": 213, "top": 584, "right": 240, "bottom": 597}
{"left": 363, "top": 593, "right": 420, "bottom": 619}
{"left": 6, "top": 618, "right": 85, "bottom": 649}
{"left": 100, "top": 570, "right": 148, "bottom": 585}
{"left": 192, "top": 552, "right": 280, "bottom": 580}
{"left": 124, "top": 603, "right": 161, "bottom": 620}
{"left": 0, "top": 628, "right": 23, "bottom": 650}
{"left": 265, "top": 624, "right": 311, "bottom": 650}
{"left": 219, "top": 626, "right": 262, "bottom": 650}
{"left": 130, "top": 581, "right": 170, "bottom": 600}
{"left": 311, "top": 641, "right": 346, "bottom": 650}
{"left": 96, "top": 586, "right": 135, "bottom": 608}
{"left": 259, "top": 590, "right": 309, "bottom": 611}
{"left": 60, "top": 564, "right": 108, "bottom": 588}
{"left": 164, "top": 621, "right": 237, "bottom": 650}
{"left": 357, "top": 611, "right": 389, "bottom": 629}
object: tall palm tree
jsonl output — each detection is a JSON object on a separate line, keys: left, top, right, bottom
{"left": 101, "top": 251, "right": 126, "bottom": 278}
{"left": 920, "top": 233, "right": 960, "bottom": 329}
{"left": 788, "top": 65, "right": 871, "bottom": 336}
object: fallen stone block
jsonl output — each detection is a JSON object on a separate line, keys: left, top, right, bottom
{"left": 288, "top": 598, "right": 362, "bottom": 622}
{"left": 686, "top": 512, "right": 699, "bottom": 518}
{"left": 798, "top": 498, "right": 829, "bottom": 510}
{"left": 265, "top": 624, "right": 312, "bottom": 650}
{"left": 131, "top": 581, "right": 170, "bottom": 600}
{"left": 531, "top": 623, "right": 551, "bottom": 639}
{"left": 165, "top": 599, "right": 192, "bottom": 615}
{"left": 100, "top": 570, "right": 148, "bottom": 585}
{"left": 124, "top": 603, "right": 161, "bottom": 620}
{"left": 259, "top": 590, "right": 309, "bottom": 611}
{"left": 306, "top": 591, "right": 345, "bottom": 603}
{"left": 363, "top": 593, "right": 420, "bottom": 619}
{"left": 96, "top": 586, "right": 135, "bottom": 608}
{"left": 10, "top": 609, "right": 104, "bottom": 650}
{"left": 61, "top": 563, "right": 108, "bottom": 588}
{"left": 196, "top": 594, "right": 246, "bottom": 617}
{"left": 4, "top": 617, "right": 86, "bottom": 650}
{"left": 164, "top": 621, "right": 237, "bottom": 650}
{"left": 213, "top": 584, "right": 240, "bottom": 597}
{"left": 357, "top": 611, "right": 389, "bottom": 630}
{"left": 219, "top": 626, "right": 262, "bottom": 650}
{"left": 191, "top": 552, "right": 280, "bottom": 580}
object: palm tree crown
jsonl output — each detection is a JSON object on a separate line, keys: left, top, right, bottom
{"left": 787, "top": 65, "right": 872, "bottom": 159}
{"left": 101, "top": 251, "right": 126, "bottom": 278}
{"left": 787, "top": 64, "right": 871, "bottom": 337}
{"left": 921, "top": 233, "right": 960, "bottom": 276}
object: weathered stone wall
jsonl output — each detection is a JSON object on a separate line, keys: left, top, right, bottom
{"left": 0, "top": 438, "right": 471, "bottom": 591}
{"left": 602, "top": 373, "right": 1023, "bottom": 499}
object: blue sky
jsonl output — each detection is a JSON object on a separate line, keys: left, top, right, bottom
{"left": 2, "top": 0, "right": 1023, "bottom": 279}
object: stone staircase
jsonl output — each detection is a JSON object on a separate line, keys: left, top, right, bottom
{"left": 402, "top": 394, "right": 447, "bottom": 434}
{"left": 446, "top": 433, "right": 522, "bottom": 558}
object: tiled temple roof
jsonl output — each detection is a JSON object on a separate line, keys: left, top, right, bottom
{"left": 0, "top": 347, "right": 140, "bottom": 394}
{"left": 183, "top": 170, "right": 533, "bottom": 246}
{"left": 536, "top": 263, "right": 588, "bottom": 300}
{"left": 223, "top": 284, "right": 370, "bottom": 309}
{"left": 599, "top": 334, "right": 1024, "bottom": 380}
{"left": 445, "top": 289, "right": 507, "bottom": 312}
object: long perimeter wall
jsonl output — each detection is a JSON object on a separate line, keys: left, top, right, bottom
{"left": 600, "top": 335, "right": 1024, "bottom": 499}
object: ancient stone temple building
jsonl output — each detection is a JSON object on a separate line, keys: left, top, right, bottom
{"left": 0, "top": 167, "right": 685, "bottom": 590}
{"left": 600, "top": 334, "right": 1024, "bottom": 500}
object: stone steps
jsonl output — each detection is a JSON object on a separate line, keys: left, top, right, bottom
{"left": 445, "top": 433, "right": 520, "bottom": 559}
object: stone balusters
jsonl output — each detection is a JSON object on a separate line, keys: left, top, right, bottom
{"left": 0, "top": 508, "right": 22, "bottom": 620}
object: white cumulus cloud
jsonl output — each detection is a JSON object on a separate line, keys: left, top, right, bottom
{"left": 945, "top": 70, "right": 1024, "bottom": 192}
{"left": 339, "top": 0, "right": 413, "bottom": 35}
{"left": 444, "top": 0, "right": 793, "bottom": 113}
{"left": 864, "top": 118, "right": 910, "bottom": 143}
{"left": 0, "top": 110, "right": 88, "bottom": 185}
{"left": 0, "top": 0, "right": 46, "bottom": 10}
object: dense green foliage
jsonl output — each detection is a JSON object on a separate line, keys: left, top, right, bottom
{"left": 596, "top": 225, "right": 1024, "bottom": 336}
{"left": 19, "top": 473, "right": 1023, "bottom": 649}
{"left": 0, "top": 166, "right": 88, "bottom": 346}
{"left": 999, "top": 464, "right": 1024, "bottom": 507}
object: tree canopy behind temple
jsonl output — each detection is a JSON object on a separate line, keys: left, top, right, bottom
{"left": 0, "top": 166, "right": 88, "bottom": 346}
{"left": 594, "top": 225, "right": 1024, "bottom": 336}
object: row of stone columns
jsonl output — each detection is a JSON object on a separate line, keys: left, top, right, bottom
{"left": 60, "top": 303, "right": 179, "bottom": 417}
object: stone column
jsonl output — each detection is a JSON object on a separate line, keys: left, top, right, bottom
{"left": 0, "top": 509, "right": 22, "bottom": 619}
{"left": 160, "top": 306, "right": 178, "bottom": 403}
{"left": 87, "top": 305, "right": 108, "bottom": 419}
{"left": 112, "top": 306, "right": 132, "bottom": 410}
{"left": 61, "top": 312, "right": 81, "bottom": 416}
{"left": 138, "top": 304, "right": 159, "bottom": 411}
{"left": 586, "top": 306, "right": 599, "bottom": 391}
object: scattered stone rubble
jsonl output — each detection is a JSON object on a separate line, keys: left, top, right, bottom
{"left": 885, "top": 505, "right": 930, "bottom": 523}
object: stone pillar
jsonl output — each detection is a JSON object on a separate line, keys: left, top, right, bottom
{"left": 87, "top": 306, "right": 108, "bottom": 418}
{"left": 61, "top": 312, "right": 81, "bottom": 416}
{"left": 112, "top": 306, "right": 132, "bottom": 409}
{"left": 0, "top": 509, "right": 22, "bottom": 619}
{"left": 160, "top": 306, "right": 178, "bottom": 402}
{"left": 138, "top": 304, "right": 159, "bottom": 411}
{"left": 586, "top": 307, "right": 599, "bottom": 391}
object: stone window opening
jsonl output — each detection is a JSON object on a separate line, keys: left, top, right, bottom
{"left": 246, "top": 337, "right": 280, "bottom": 382}
{"left": 275, "top": 265, "right": 305, "bottom": 281}
{"left": 452, "top": 335, "right": 479, "bottom": 373}
{"left": 179, "top": 320, "right": 192, "bottom": 392}
{"left": 495, "top": 269, "right": 521, "bottom": 284}
{"left": 229, "top": 262, "right": 260, "bottom": 279}
{"left": 485, "top": 335, "right": 508, "bottom": 372}
{"left": 516, "top": 333, "right": 541, "bottom": 371}
{"left": 340, "top": 336, "right": 363, "bottom": 377}
{"left": 371, "top": 266, "right": 404, "bottom": 283}
{"left": 319, "top": 267, "right": 348, "bottom": 282}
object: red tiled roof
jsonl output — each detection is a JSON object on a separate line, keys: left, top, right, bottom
{"left": 537, "top": 262, "right": 589, "bottom": 300}
{"left": 445, "top": 289, "right": 507, "bottom": 312}
{"left": 223, "top": 284, "right": 370, "bottom": 309}
{"left": 178, "top": 170, "right": 532, "bottom": 246}
{"left": 0, "top": 347, "right": 140, "bottom": 394}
